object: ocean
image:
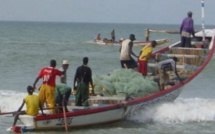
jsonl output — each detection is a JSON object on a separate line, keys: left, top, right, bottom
{"left": 0, "top": 21, "right": 215, "bottom": 134}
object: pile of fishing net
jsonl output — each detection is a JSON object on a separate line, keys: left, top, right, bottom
{"left": 93, "top": 69, "right": 159, "bottom": 98}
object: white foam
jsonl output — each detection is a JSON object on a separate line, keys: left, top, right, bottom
{"left": 0, "top": 90, "right": 27, "bottom": 112}
{"left": 128, "top": 98, "right": 215, "bottom": 123}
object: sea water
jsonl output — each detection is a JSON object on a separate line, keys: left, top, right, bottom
{"left": 0, "top": 21, "right": 215, "bottom": 134}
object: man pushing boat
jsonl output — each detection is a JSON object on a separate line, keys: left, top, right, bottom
{"left": 119, "top": 34, "right": 138, "bottom": 69}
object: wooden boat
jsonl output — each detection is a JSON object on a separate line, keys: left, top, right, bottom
{"left": 149, "top": 29, "right": 180, "bottom": 34}
{"left": 94, "top": 39, "right": 120, "bottom": 45}
{"left": 7, "top": 29, "right": 215, "bottom": 133}
{"left": 133, "top": 38, "right": 169, "bottom": 46}
{"left": 94, "top": 38, "right": 169, "bottom": 46}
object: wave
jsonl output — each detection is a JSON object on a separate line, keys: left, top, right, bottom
{"left": 128, "top": 98, "right": 215, "bottom": 123}
{"left": 0, "top": 90, "right": 34, "bottom": 112}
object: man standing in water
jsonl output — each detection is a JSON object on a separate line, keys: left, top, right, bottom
{"left": 73, "top": 57, "right": 94, "bottom": 106}
{"left": 33, "top": 59, "right": 63, "bottom": 114}
{"left": 180, "top": 11, "right": 195, "bottom": 47}
{"left": 111, "top": 29, "right": 115, "bottom": 42}
{"left": 119, "top": 34, "right": 138, "bottom": 69}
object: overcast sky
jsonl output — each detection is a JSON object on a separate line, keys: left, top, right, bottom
{"left": 0, "top": 0, "right": 214, "bottom": 25}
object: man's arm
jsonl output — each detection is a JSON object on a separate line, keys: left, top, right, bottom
{"left": 191, "top": 19, "right": 195, "bottom": 37}
{"left": 73, "top": 68, "right": 78, "bottom": 90}
{"left": 174, "top": 64, "right": 182, "bottom": 82}
{"left": 17, "top": 100, "right": 25, "bottom": 112}
{"left": 119, "top": 44, "right": 122, "bottom": 52}
{"left": 180, "top": 19, "right": 184, "bottom": 34}
{"left": 13, "top": 100, "right": 25, "bottom": 125}
{"left": 129, "top": 42, "right": 138, "bottom": 58}
{"left": 89, "top": 68, "right": 95, "bottom": 95}
{"left": 89, "top": 69, "right": 93, "bottom": 89}
{"left": 33, "top": 77, "right": 40, "bottom": 90}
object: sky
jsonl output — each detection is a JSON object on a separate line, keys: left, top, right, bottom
{"left": 0, "top": 0, "right": 214, "bottom": 25}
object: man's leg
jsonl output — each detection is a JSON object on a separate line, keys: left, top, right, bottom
{"left": 75, "top": 83, "right": 83, "bottom": 106}
{"left": 13, "top": 111, "right": 26, "bottom": 126}
{"left": 46, "top": 86, "right": 56, "bottom": 114}
{"left": 38, "top": 84, "right": 46, "bottom": 107}
{"left": 185, "top": 37, "right": 192, "bottom": 47}
{"left": 181, "top": 36, "right": 186, "bottom": 47}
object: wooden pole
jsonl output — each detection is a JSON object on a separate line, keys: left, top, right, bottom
{"left": 201, "top": 0, "right": 206, "bottom": 40}
{"left": 62, "top": 96, "right": 68, "bottom": 132}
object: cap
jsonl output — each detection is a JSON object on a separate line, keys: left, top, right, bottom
{"left": 129, "top": 34, "right": 136, "bottom": 40}
{"left": 62, "top": 60, "right": 69, "bottom": 65}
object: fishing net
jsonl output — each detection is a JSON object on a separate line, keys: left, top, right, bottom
{"left": 93, "top": 69, "right": 159, "bottom": 98}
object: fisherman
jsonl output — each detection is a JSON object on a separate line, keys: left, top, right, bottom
{"left": 180, "top": 11, "right": 195, "bottom": 47}
{"left": 13, "top": 86, "right": 44, "bottom": 126}
{"left": 33, "top": 59, "right": 64, "bottom": 114}
{"left": 59, "top": 60, "right": 69, "bottom": 84}
{"left": 119, "top": 34, "right": 138, "bottom": 69}
{"left": 157, "top": 57, "right": 182, "bottom": 90}
{"left": 95, "top": 33, "right": 101, "bottom": 41}
{"left": 73, "top": 57, "right": 94, "bottom": 107}
{"left": 138, "top": 40, "right": 157, "bottom": 76}
{"left": 111, "top": 29, "right": 115, "bottom": 41}
{"left": 55, "top": 83, "right": 71, "bottom": 113}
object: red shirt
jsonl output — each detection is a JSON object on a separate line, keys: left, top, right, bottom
{"left": 38, "top": 67, "right": 62, "bottom": 87}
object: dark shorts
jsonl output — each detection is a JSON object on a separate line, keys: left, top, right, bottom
{"left": 120, "top": 57, "right": 138, "bottom": 68}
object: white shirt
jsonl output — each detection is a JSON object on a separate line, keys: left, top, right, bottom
{"left": 59, "top": 67, "right": 67, "bottom": 84}
{"left": 120, "top": 39, "right": 131, "bottom": 60}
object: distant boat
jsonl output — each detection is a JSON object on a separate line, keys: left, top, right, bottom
{"left": 6, "top": 28, "right": 215, "bottom": 133}
{"left": 149, "top": 29, "right": 180, "bottom": 34}
{"left": 133, "top": 38, "right": 169, "bottom": 46}
{"left": 94, "top": 38, "right": 169, "bottom": 46}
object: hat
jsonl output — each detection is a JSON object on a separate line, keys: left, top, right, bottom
{"left": 129, "top": 34, "right": 136, "bottom": 40}
{"left": 62, "top": 60, "right": 69, "bottom": 65}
